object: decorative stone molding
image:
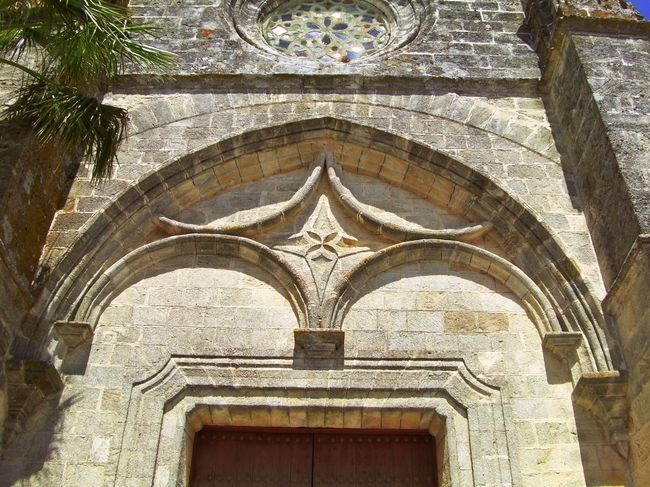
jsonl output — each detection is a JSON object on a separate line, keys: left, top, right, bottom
{"left": 69, "top": 234, "right": 319, "bottom": 330}
{"left": 53, "top": 320, "right": 93, "bottom": 351}
{"left": 275, "top": 193, "right": 372, "bottom": 300}
{"left": 33, "top": 119, "right": 611, "bottom": 372}
{"left": 154, "top": 153, "right": 325, "bottom": 236}
{"left": 116, "top": 355, "right": 504, "bottom": 486}
{"left": 543, "top": 331, "right": 583, "bottom": 360}
{"left": 572, "top": 371, "right": 629, "bottom": 459}
{"left": 323, "top": 239, "right": 561, "bottom": 337}
{"left": 4, "top": 360, "right": 63, "bottom": 445}
{"left": 153, "top": 149, "right": 491, "bottom": 244}
{"left": 294, "top": 328, "right": 344, "bottom": 359}
{"left": 326, "top": 154, "right": 493, "bottom": 243}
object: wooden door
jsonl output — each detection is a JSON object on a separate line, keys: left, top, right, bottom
{"left": 190, "top": 427, "right": 437, "bottom": 487}
{"left": 190, "top": 429, "right": 313, "bottom": 486}
{"left": 312, "top": 431, "right": 436, "bottom": 486}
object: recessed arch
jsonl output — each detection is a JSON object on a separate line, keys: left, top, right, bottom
{"left": 28, "top": 117, "right": 613, "bottom": 372}
{"left": 70, "top": 234, "right": 318, "bottom": 330}
{"left": 123, "top": 96, "right": 556, "bottom": 161}
{"left": 322, "top": 239, "right": 561, "bottom": 338}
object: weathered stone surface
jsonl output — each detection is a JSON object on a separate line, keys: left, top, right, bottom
{"left": 293, "top": 329, "right": 344, "bottom": 359}
{"left": 0, "top": 0, "right": 647, "bottom": 484}
{"left": 526, "top": 0, "right": 650, "bottom": 482}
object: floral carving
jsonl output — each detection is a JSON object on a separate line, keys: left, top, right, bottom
{"left": 276, "top": 195, "right": 369, "bottom": 299}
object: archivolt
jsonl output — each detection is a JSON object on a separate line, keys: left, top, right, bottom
{"left": 68, "top": 234, "right": 317, "bottom": 330}
{"left": 29, "top": 118, "right": 612, "bottom": 371}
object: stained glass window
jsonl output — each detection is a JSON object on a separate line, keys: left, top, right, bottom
{"left": 262, "top": 0, "right": 392, "bottom": 63}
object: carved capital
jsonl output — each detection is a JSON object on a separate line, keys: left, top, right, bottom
{"left": 54, "top": 320, "right": 93, "bottom": 351}
{"left": 573, "top": 371, "right": 629, "bottom": 458}
{"left": 543, "top": 332, "right": 583, "bottom": 361}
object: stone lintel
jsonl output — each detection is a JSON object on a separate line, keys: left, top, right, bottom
{"left": 5, "top": 360, "right": 63, "bottom": 444}
{"left": 294, "top": 329, "right": 344, "bottom": 359}
{"left": 543, "top": 331, "right": 583, "bottom": 360}
{"left": 54, "top": 320, "right": 93, "bottom": 350}
{"left": 572, "top": 370, "right": 629, "bottom": 458}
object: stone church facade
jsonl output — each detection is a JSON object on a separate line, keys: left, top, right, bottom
{"left": 0, "top": 0, "right": 648, "bottom": 485}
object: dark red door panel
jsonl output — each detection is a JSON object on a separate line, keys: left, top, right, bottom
{"left": 312, "top": 432, "right": 436, "bottom": 486}
{"left": 191, "top": 430, "right": 312, "bottom": 486}
{"left": 190, "top": 428, "right": 437, "bottom": 487}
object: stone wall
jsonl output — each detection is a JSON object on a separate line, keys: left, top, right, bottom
{"left": 0, "top": 126, "right": 76, "bottom": 446}
{"left": 0, "top": 168, "right": 626, "bottom": 486}
{"left": 542, "top": 30, "right": 650, "bottom": 288}
{"left": 527, "top": 0, "right": 650, "bottom": 482}
{"left": 0, "top": 55, "right": 78, "bottom": 445}
{"left": 563, "top": 37, "right": 650, "bottom": 486}
{"left": 0, "top": 0, "right": 647, "bottom": 484}
{"left": 130, "top": 0, "right": 539, "bottom": 79}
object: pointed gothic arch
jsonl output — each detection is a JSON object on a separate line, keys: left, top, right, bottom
{"left": 27, "top": 117, "right": 613, "bottom": 372}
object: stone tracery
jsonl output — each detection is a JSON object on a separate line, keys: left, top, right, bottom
{"left": 261, "top": 0, "right": 392, "bottom": 62}
{"left": 150, "top": 150, "right": 503, "bottom": 322}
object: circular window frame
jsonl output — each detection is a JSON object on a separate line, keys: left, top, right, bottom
{"left": 261, "top": 0, "right": 394, "bottom": 63}
{"left": 228, "top": 0, "right": 428, "bottom": 63}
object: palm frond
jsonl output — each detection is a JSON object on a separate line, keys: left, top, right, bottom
{"left": 1, "top": 0, "right": 174, "bottom": 84}
{"left": 47, "top": 20, "right": 174, "bottom": 88}
{"left": 0, "top": 0, "right": 175, "bottom": 181}
{"left": 4, "top": 81, "right": 128, "bottom": 181}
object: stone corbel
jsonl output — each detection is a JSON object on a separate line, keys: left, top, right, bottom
{"left": 543, "top": 331, "right": 583, "bottom": 358}
{"left": 572, "top": 371, "right": 629, "bottom": 459}
{"left": 543, "top": 331, "right": 586, "bottom": 382}
{"left": 54, "top": 321, "right": 93, "bottom": 353}
{"left": 4, "top": 360, "right": 63, "bottom": 445}
{"left": 54, "top": 320, "right": 93, "bottom": 352}
{"left": 293, "top": 329, "right": 344, "bottom": 369}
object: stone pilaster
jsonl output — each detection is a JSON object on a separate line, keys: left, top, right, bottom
{"left": 524, "top": 0, "right": 650, "bottom": 483}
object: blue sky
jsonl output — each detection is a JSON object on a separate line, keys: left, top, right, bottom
{"left": 631, "top": 0, "right": 650, "bottom": 18}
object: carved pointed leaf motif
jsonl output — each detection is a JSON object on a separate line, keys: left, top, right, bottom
{"left": 306, "top": 244, "right": 324, "bottom": 254}
{"left": 307, "top": 230, "right": 322, "bottom": 241}
{"left": 153, "top": 153, "right": 325, "bottom": 236}
{"left": 275, "top": 194, "right": 370, "bottom": 300}
{"left": 324, "top": 154, "right": 493, "bottom": 242}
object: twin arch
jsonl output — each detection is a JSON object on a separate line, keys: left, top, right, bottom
{"left": 31, "top": 117, "right": 612, "bottom": 372}
{"left": 71, "top": 234, "right": 561, "bottom": 343}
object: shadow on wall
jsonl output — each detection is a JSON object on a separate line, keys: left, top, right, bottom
{"left": 542, "top": 348, "right": 574, "bottom": 386}
{"left": 573, "top": 404, "right": 629, "bottom": 486}
{"left": 0, "top": 393, "right": 79, "bottom": 487}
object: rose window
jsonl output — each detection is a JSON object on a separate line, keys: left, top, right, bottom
{"left": 262, "top": 0, "right": 392, "bottom": 63}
